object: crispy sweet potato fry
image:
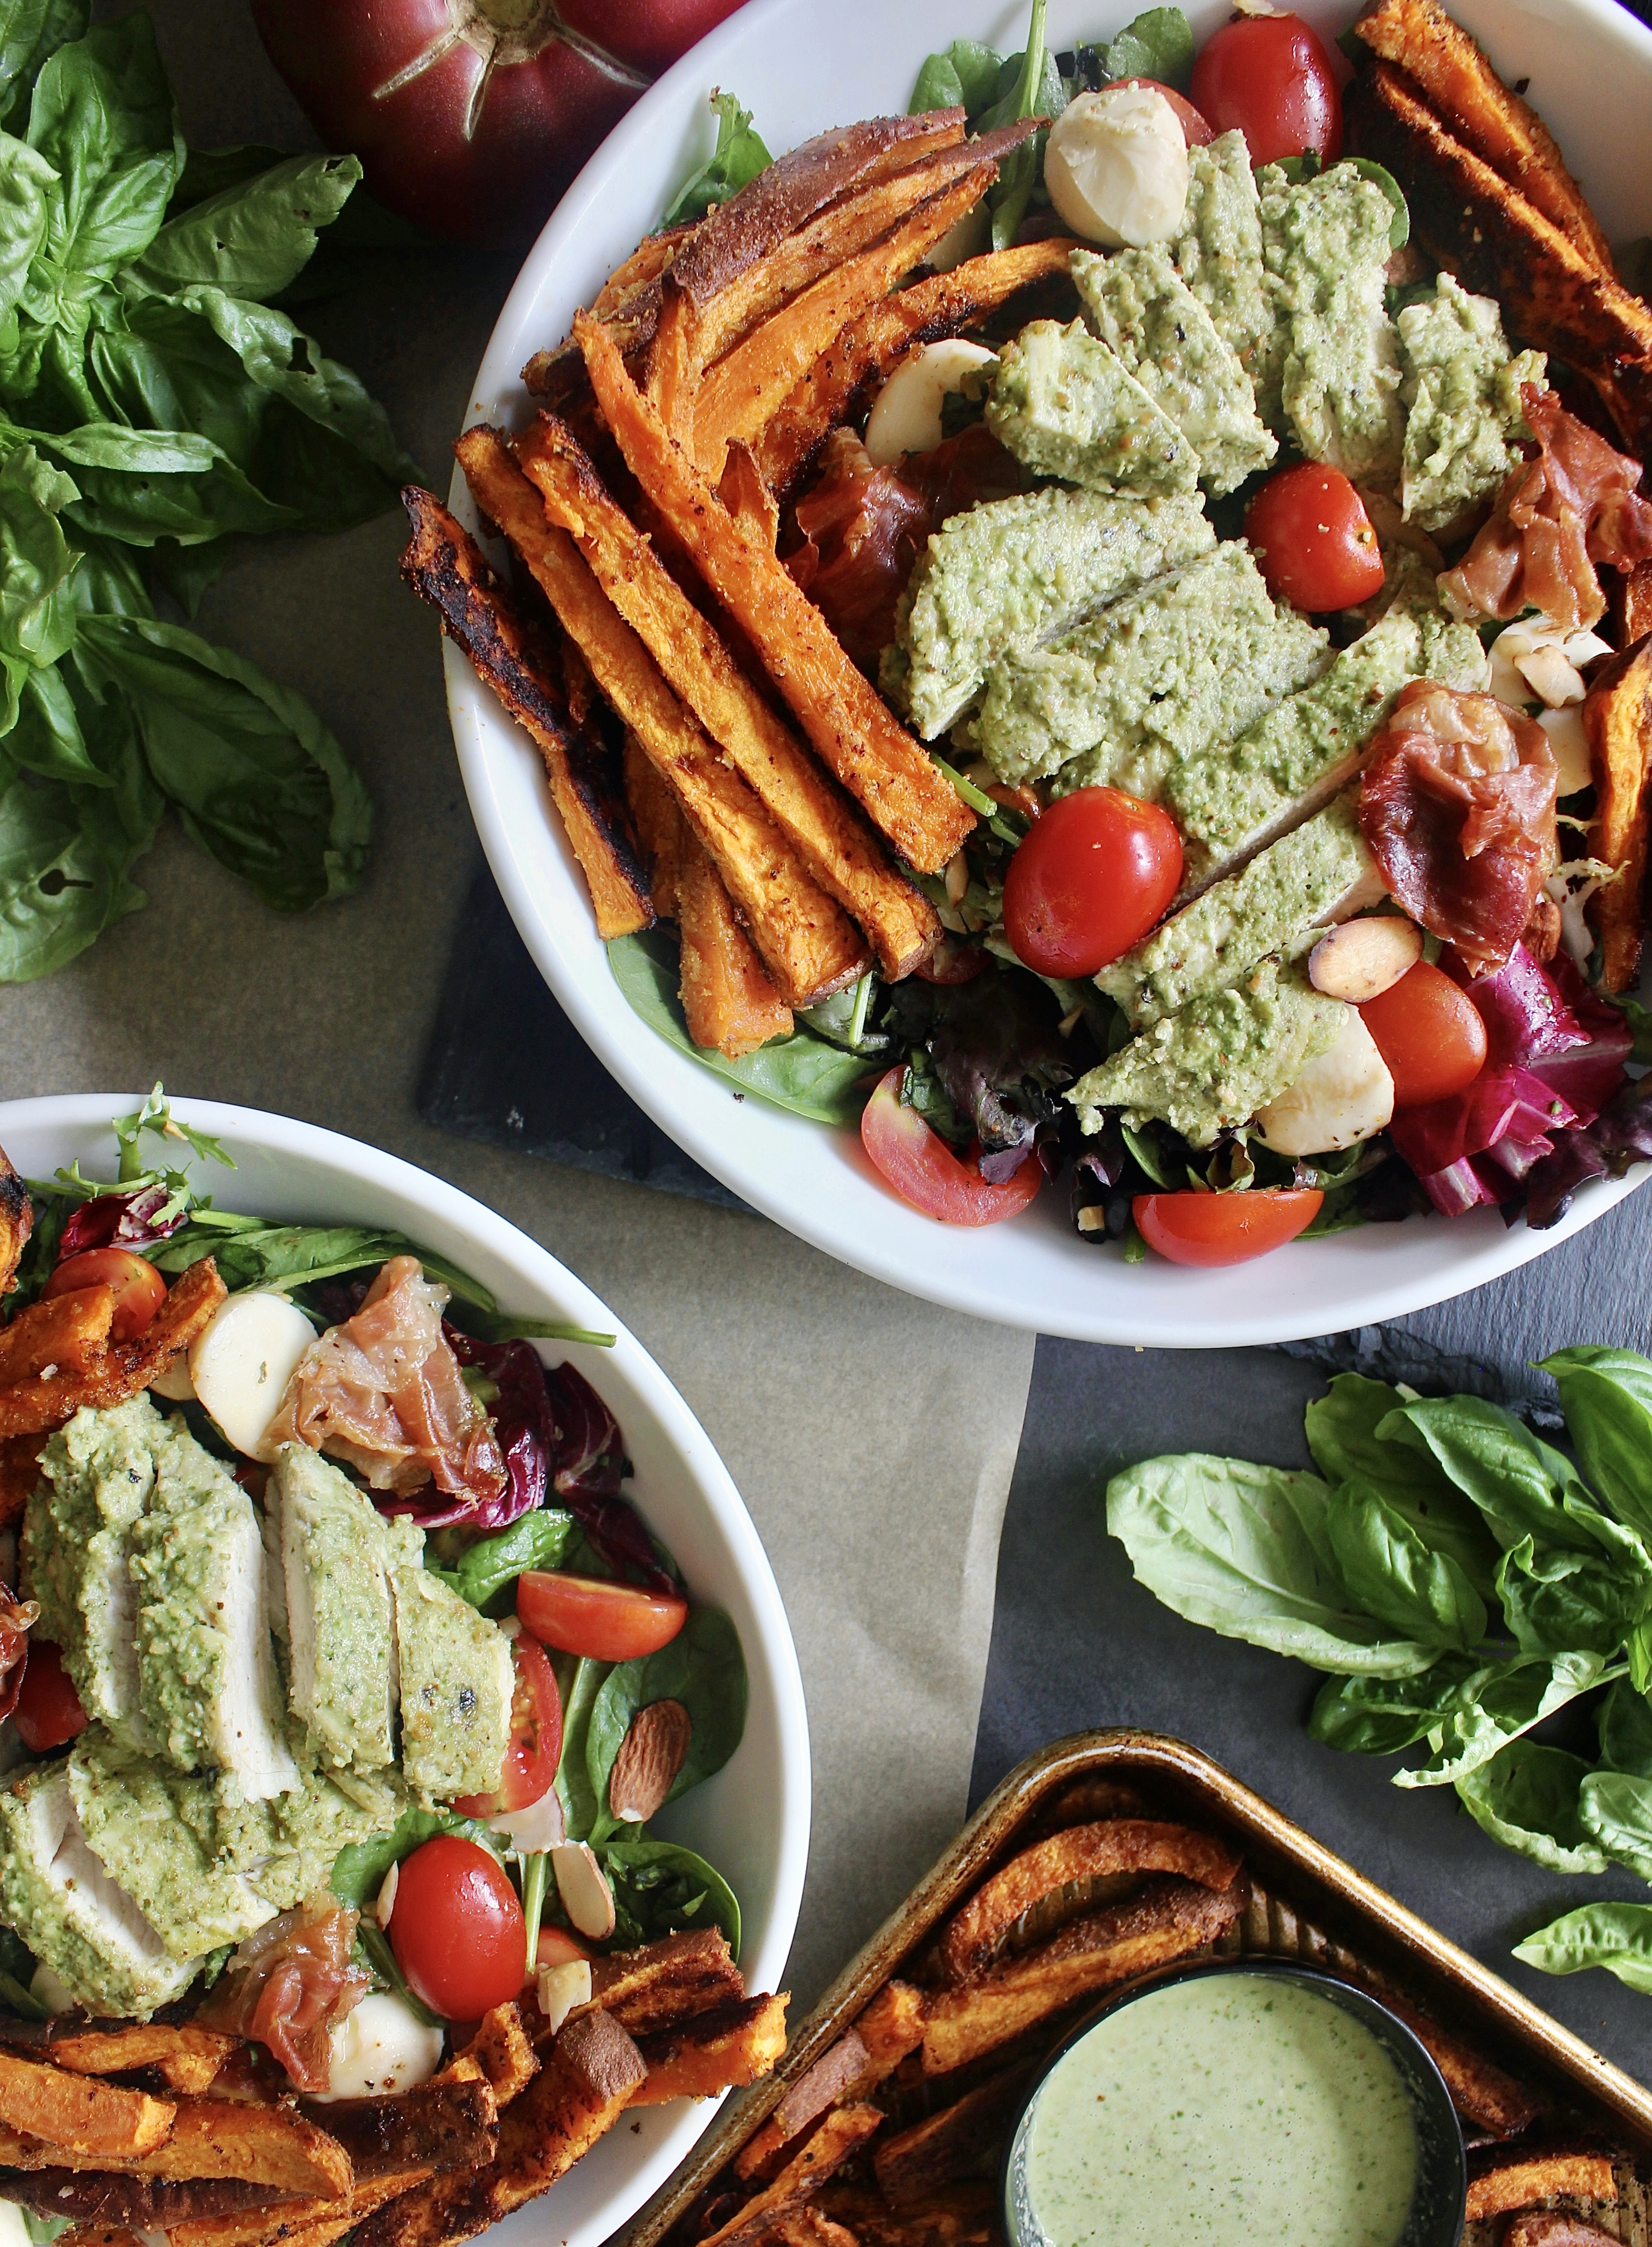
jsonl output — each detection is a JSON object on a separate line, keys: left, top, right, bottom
{"left": 922, "top": 1878, "right": 1243, "bottom": 2076}
{"left": 1585, "top": 638, "right": 1652, "bottom": 992}
{"left": 1464, "top": 2151, "right": 1618, "bottom": 2221}
{"left": 0, "top": 1153, "right": 30, "bottom": 1299}
{"left": 0, "top": 2054, "right": 172, "bottom": 2160}
{"left": 701, "top": 2104, "right": 887, "bottom": 2247}
{"left": 872, "top": 2064, "right": 1034, "bottom": 2208}
{"left": 167, "top": 2165, "right": 435, "bottom": 2247}
{"left": 42, "top": 2024, "right": 240, "bottom": 2099}
{"left": 1625, "top": 563, "right": 1652, "bottom": 647}
{"left": 677, "top": 833, "right": 797, "bottom": 1056}
{"left": 845, "top": 1981, "right": 929, "bottom": 2090}
{"left": 1351, "top": 0, "right": 1615, "bottom": 271}
{"left": 454, "top": 2007, "right": 538, "bottom": 2110}
{"left": 399, "top": 486, "right": 653, "bottom": 940}
{"left": 770, "top": 2211, "right": 861, "bottom": 2247}
{"left": 0, "top": 1286, "right": 114, "bottom": 1386}
{"left": 2, "top": 2100, "right": 350, "bottom": 2198}
{"left": 631, "top": 1991, "right": 791, "bottom": 2105}
{"left": 518, "top": 417, "right": 939, "bottom": 976}
{"left": 1505, "top": 2216, "right": 1625, "bottom": 2247}
{"left": 938, "top": 1820, "right": 1243, "bottom": 1983}
{"left": 719, "top": 440, "right": 781, "bottom": 547}
{"left": 0, "top": 1260, "right": 226, "bottom": 1441}
{"left": 625, "top": 733, "right": 686, "bottom": 917}
{"left": 295, "top": 2079, "right": 495, "bottom": 2183}
{"left": 0, "top": 2168, "right": 286, "bottom": 2228}
{"left": 1361, "top": 1987, "right": 1544, "bottom": 2138}
{"left": 0, "top": 1434, "right": 44, "bottom": 1530}
{"left": 646, "top": 280, "right": 703, "bottom": 445}
{"left": 1040, "top": 1778, "right": 1146, "bottom": 1828}
{"left": 734, "top": 2023, "right": 885, "bottom": 2183}
{"left": 578, "top": 314, "right": 975, "bottom": 874}
{"left": 593, "top": 226, "right": 693, "bottom": 321}
{"left": 456, "top": 425, "right": 867, "bottom": 1006}
{"left": 585, "top": 1927, "right": 746, "bottom": 2038}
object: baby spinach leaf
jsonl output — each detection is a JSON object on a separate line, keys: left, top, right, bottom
{"left": 583, "top": 1609, "right": 747, "bottom": 1842}
{"left": 1456, "top": 1743, "right": 1607, "bottom": 1875}
{"left": 1394, "top": 1649, "right": 1615, "bottom": 1789}
{"left": 1513, "top": 1901, "right": 1652, "bottom": 1994}
{"left": 432, "top": 1509, "right": 577, "bottom": 1614}
{"left": 555, "top": 1655, "right": 613, "bottom": 1843}
{"left": 985, "top": 0, "right": 1059, "bottom": 252}
{"left": 1104, "top": 7, "right": 1196, "bottom": 90}
{"left": 1541, "top": 1347, "right": 1652, "bottom": 1539}
{"left": 598, "top": 1836, "right": 740, "bottom": 1958}
{"left": 1106, "top": 1454, "right": 1439, "bottom": 1676}
{"left": 1578, "top": 1769, "right": 1652, "bottom": 1881}
{"left": 1496, "top": 1532, "right": 1652, "bottom": 1657}
{"left": 1342, "top": 157, "right": 1409, "bottom": 250}
{"left": 1307, "top": 1656, "right": 1483, "bottom": 1756}
{"left": 1378, "top": 1395, "right": 1598, "bottom": 1553}
{"left": 1600, "top": 1677, "right": 1652, "bottom": 1777}
{"left": 608, "top": 929, "right": 873, "bottom": 1126}
{"left": 1306, "top": 1376, "right": 1499, "bottom": 1596}
{"left": 330, "top": 1804, "right": 500, "bottom": 1909}
{"left": 909, "top": 39, "right": 1003, "bottom": 117}
{"left": 129, "top": 152, "right": 361, "bottom": 299}
{"left": 1325, "top": 1480, "right": 1487, "bottom": 1651}
{"left": 660, "top": 91, "right": 771, "bottom": 229}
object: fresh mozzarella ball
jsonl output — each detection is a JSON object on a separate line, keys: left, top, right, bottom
{"left": 1256, "top": 1012, "right": 1395, "bottom": 1157}
{"left": 148, "top": 1354, "right": 196, "bottom": 1402}
{"left": 313, "top": 1992, "right": 444, "bottom": 2102}
{"left": 1044, "top": 86, "right": 1189, "bottom": 249}
{"left": 188, "top": 1290, "right": 318, "bottom": 1460}
{"left": 0, "top": 2200, "right": 29, "bottom": 2247}
{"left": 30, "top": 1962, "right": 77, "bottom": 2015}
{"left": 1538, "top": 703, "right": 1593, "bottom": 795}
{"left": 864, "top": 340, "right": 998, "bottom": 465}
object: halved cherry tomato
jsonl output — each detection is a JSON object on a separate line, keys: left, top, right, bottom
{"left": 1118, "top": 78, "right": 1214, "bottom": 146}
{"left": 516, "top": 1570, "right": 687, "bottom": 1662}
{"left": 454, "top": 1633, "right": 563, "bottom": 1817}
{"left": 389, "top": 1836, "right": 524, "bottom": 2020}
{"left": 1002, "top": 788, "right": 1183, "bottom": 978}
{"left": 1134, "top": 1190, "right": 1324, "bottom": 1266}
{"left": 43, "top": 1249, "right": 167, "bottom": 1342}
{"left": 1360, "top": 962, "right": 1488, "bottom": 1107}
{"left": 859, "top": 1069, "right": 1044, "bottom": 1226}
{"left": 13, "top": 1641, "right": 89, "bottom": 1754}
{"left": 1244, "top": 465, "right": 1385, "bottom": 613}
{"left": 1190, "top": 13, "right": 1343, "bottom": 166}
{"left": 536, "top": 1925, "right": 591, "bottom": 1969}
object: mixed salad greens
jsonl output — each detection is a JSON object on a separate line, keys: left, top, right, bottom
{"left": 1108, "top": 1350, "right": 1652, "bottom": 1998}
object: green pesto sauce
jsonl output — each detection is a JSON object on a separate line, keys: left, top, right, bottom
{"left": 1022, "top": 1974, "right": 1417, "bottom": 2247}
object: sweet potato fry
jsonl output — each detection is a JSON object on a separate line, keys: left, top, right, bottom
{"left": 646, "top": 279, "right": 703, "bottom": 445}
{"left": 719, "top": 440, "right": 780, "bottom": 547}
{"left": 1585, "top": 638, "right": 1652, "bottom": 992}
{"left": 625, "top": 733, "right": 686, "bottom": 916}
{"left": 818, "top": 2182, "right": 995, "bottom": 2247}
{"left": 0, "top": 1286, "right": 114, "bottom": 1387}
{"left": 584, "top": 1927, "right": 746, "bottom": 2037}
{"left": 593, "top": 225, "right": 693, "bottom": 320}
{"left": 938, "top": 1820, "right": 1243, "bottom": 1983}
{"left": 922, "top": 1878, "right": 1243, "bottom": 2076}
{"left": 737, "top": 1985, "right": 922, "bottom": 2177}
{"left": 1625, "top": 562, "right": 1652, "bottom": 647}
{"left": 872, "top": 2064, "right": 1034, "bottom": 2207}
{"left": 751, "top": 2029, "right": 869, "bottom": 2168}
{"left": 456, "top": 425, "right": 867, "bottom": 1006}
{"left": 295, "top": 2079, "right": 495, "bottom": 2183}
{"left": 1364, "top": 1988, "right": 1543, "bottom": 2138}
{"left": 701, "top": 2104, "right": 887, "bottom": 2247}
{"left": 0, "top": 1152, "right": 30, "bottom": 1298}
{"left": 454, "top": 2007, "right": 537, "bottom": 2110}
{"left": 2, "top": 2100, "right": 351, "bottom": 2198}
{"left": 57, "top": 2228, "right": 144, "bottom": 2247}
{"left": 399, "top": 485, "right": 653, "bottom": 940}
{"left": 0, "top": 2054, "right": 172, "bottom": 2161}
{"left": 166, "top": 2165, "right": 435, "bottom": 2247}
{"left": 0, "top": 1434, "right": 44, "bottom": 1530}
{"left": 0, "top": 1260, "right": 226, "bottom": 1440}
{"left": 678, "top": 834, "right": 797, "bottom": 1056}
{"left": 578, "top": 314, "right": 974, "bottom": 874}
{"left": 770, "top": 2211, "right": 861, "bottom": 2247}
{"left": 1505, "top": 2216, "right": 1625, "bottom": 2247}
{"left": 43, "top": 2024, "right": 240, "bottom": 2100}
{"left": 631, "top": 1991, "right": 790, "bottom": 2105}
{"left": 845, "top": 1981, "right": 928, "bottom": 2088}
{"left": 1351, "top": 0, "right": 1614, "bottom": 271}
{"left": 517, "top": 417, "right": 939, "bottom": 975}
{"left": 1464, "top": 2150, "right": 1618, "bottom": 2221}
{"left": 0, "top": 2169, "right": 285, "bottom": 2228}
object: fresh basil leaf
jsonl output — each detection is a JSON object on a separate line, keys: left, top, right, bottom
{"left": 1104, "top": 7, "right": 1195, "bottom": 90}
{"left": 1456, "top": 1743, "right": 1607, "bottom": 1875}
{"left": 608, "top": 928, "right": 873, "bottom": 1126}
{"left": 1600, "top": 1678, "right": 1652, "bottom": 1777}
{"left": 77, "top": 611, "right": 371, "bottom": 909}
{"left": 1378, "top": 1395, "right": 1598, "bottom": 1553}
{"left": 25, "top": 13, "right": 180, "bottom": 284}
{"left": 909, "top": 39, "right": 1003, "bottom": 117}
{"left": 7, "top": 657, "right": 100, "bottom": 782}
{"left": 1304, "top": 1375, "right": 1499, "bottom": 1596}
{"left": 0, "top": 440, "right": 79, "bottom": 700}
{"left": 1541, "top": 1347, "right": 1652, "bottom": 1539}
{"left": 166, "top": 143, "right": 286, "bottom": 213}
{"left": 330, "top": 1804, "right": 499, "bottom": 1909}
{"left": 1513, "top": 1901, "right": 1652, "bottom": 1994}
{"left": 129, "top": 152, "right": 360, "bottom": 299}
{"left": 432, "top": 1510, "right": 577, "bottom": 1614}
{"left": 145, "top": 1221, "right": 493, "bottom": 1311}
{"left": 555, "top": 1654, "right": 613, "bottom": 1843}
{"left": 38, "top": 416, "right": 295, "bottom": 544}
{"left": 1325, "top": 1479, "right": 1487, "bottom": 1651}
{"left": 1496, "top": 1532, "right": 1652, "bottom": 1657}
{"left": 660, "top": 90, "right": 771, "bottom": 229}
{"left": 1106, "top": 1454, "right": 1439, "bottom": 1676}
{"left": 0, "top": 767, "right": 124, "bottom": 976}
{"left": 1394, "top": 1649, "right": 1615, "bottom": 1789}
{"left": 1578, "top": 1768, "right": 1652, "bottom": 1880}
{"left": 1307, "top": 1655, "right": 1483, "bottom": 1756}
{"left": 0, "top": 128, "right": 55, "bottom": 319}
{"left": 70, "top": 530, "right": 152, "bottom": 617}
{"left": 0, "top": 0, "right": 86, "bottom": 128}
{"left": 599, "top": 1835, "right": 740, "bottom": 1957}
{"left": 583, "top": 1610, "right": 747, "bottom": 1843}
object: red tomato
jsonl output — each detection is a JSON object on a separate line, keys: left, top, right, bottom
{"left": 1134, "top": 1190, "right": 1325, "bottom": 1267}
{"left": 13, "top": 1641, "right": 89, "bottom": 1754}
{"left": 1360, "top": 962, "right": 1489, "bottom": 1107}
{"left": 536, "top": 1925, "right": 591, "bottom": 1968}
{"left": 516, "top": 1570, "right": 688, "bottom": 1661}
{"left": 248, "top": 0, "right": 745, "bottom": 242}
{"left": 1244, "top": 464, "right": 1385, "bottom": 613}
{"left": 859, "top": 1069, "right": 1044, "bottom": 1226}
{"left": 43, "top": 1249, "right": 167, "bottom": 1343}
{"left": 389, "top": 1836, "right": 525, "bottom": 2019}
{"left": 1118, "top": 79, "right": 1215, "bottom": 146}
{"left": 1190, "top": 14, "right": 1343, "bottom": 165}
{"left": 454, "top": 1633, "right": 563, "bottom": 1816}
{"left": 1002, "top": 788, "right": 1183, "bottom": 977}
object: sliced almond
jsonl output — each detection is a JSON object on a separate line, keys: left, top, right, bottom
{"left": 552, "top": 1841, "right": 617, "bottom": 1940}
{"left": 375, "top": 1860, "right": 400, "bottom": 1929}
{"left": 490, "top": 1787, "right": 567, "bottom": 1854}
{"left": 1308, "top": 915, "right": 1423, "bottom": 1003}
{"left": 537, "top": 1956, "right": 593, "bottom": 2035}
{"left": 610, "top": 1699, "right": 694, "bottom": 1824}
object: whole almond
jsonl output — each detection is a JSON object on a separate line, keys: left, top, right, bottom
{"left": 610, "top": 1699, "right": 693, "bottom": 1823}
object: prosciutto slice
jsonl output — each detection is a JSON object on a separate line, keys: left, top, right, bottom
{"left": 267, "top": 1255, "right": 505, "bottom": 1505}
{"left": 1359, "top": 681, "right": 1559, "bottom": 972}
{"left": 1439, "top": 386, "right": 1652, "bottom": 631}
{"left": 198, "top": 1894, "right": 368, "bottom": 2094}
{"left": 0, "top": 1581, "right": 37, "bottom": 1724}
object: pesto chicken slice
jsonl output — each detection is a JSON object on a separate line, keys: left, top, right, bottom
{"left": 985, "top": 318, "right": 1198, "bottom": 495}
{"left": 1397, "top": 276, "right": 1545, "bottom": 532}
{"left": 0, "top": 1760, "right": 199, "bottom": 2017}
{"left": 1072, "top": 245, "right": 1276, "bottom": 496}
{"left": 1170, "top": 131, "right": 1279, "bottom": 405}
{"left": 272, "top": 1443, "right": 397, "bottom": 1771}
{"left": 390, "top": 1549, "right": 513, "bottom": 1805}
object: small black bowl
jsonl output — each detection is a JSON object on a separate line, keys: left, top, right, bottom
{"left": 999, "top": 1957, "right": 1467, "bottom": 2247}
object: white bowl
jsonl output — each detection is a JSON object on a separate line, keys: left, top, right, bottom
{"left": 445, "top": 0, "right": 1652, "bottom": 1348}
{"left": 0, "top": 1094, "right": 810, "bottom": 2247}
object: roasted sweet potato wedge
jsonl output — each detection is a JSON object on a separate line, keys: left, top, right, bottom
{"left": 0, "top": 1259, "right": 226, "bottom": 1440}
{"left": 0, "top": 2169, "right": 288, "bottom": 2228}
{"left": 1464, "top": 2149, "right": 1618, "bottom": 2222}
{"left": 166, "top": 2166, "right": 434, "bottom": 2247}
{"left": 677, "top": 834, "right": 797, "bottom": 1057}
{"left": 0, "top": 2053, "right": 173, "bottom": 2160}
{"left": 872, "top": 2064, "right": 1034, "bottom": 2208}
{"left": 295, "top": 2080, "right": 495, "bottom": 2184}
{"left": 0, "top": 1285, "right": 114, "bottom": 1387}
{"left": 0, "top": 1154, "right": 30, "bottom": 1299}
{"left": 40, "top": 2024, "right": 239, "bottom": 2100}
{"left": 585, "top": 1927, "right": 747, "bottom": 2038}
{"left": 631, "top": 1991, "right": 790, "bottom": 2105}
{"left": 453, "top": 2008, "right": 537, "bottom": 2111}
{"left": 735, "top": 1985, "right": 927, "bottom": 2185}
{"left": 700, "top": 2103, "right": 886, "bottom": 2247}
{"left": 1585, "top": 636, "right": 1652, "bottom": 992}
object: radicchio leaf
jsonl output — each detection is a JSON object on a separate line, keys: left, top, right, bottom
{"left": 546, "top": 1364, "right": 673, "bottom": 1594}
{"left": 59, "top": 1183, "right": 188, "bottom": 1256}
{"left": 444, "top": 1329, "right": 555, "bottom": 1533}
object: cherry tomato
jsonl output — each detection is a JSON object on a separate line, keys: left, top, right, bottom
{"left": 13, "top": 1641, "right": 89, "bottom": 1754}
{"left": 43, "top": 1249, "right": 167, "bottom": 1342}
{"left": 1244, "top": 464, "right": 1385, "bottom": 613}
{"left": 536, "top": 1925, "right": 592, "bottom": 1968}
{"left": 859, "top": 1069, "right": 1045, "bottom": 1226}
{"left": 248, "top": 0, "right": 744, "bottom": 243}
{"left": 1190, "top": 13, "right": 1343, "bottom": 165}
{"left": 1002, "top": 788, "right": 1183, "bottom": 978}
{"left": 1134, "top": 1190, "right": 1325, "bottom": 1267}
{"left": 389, "top": 1836, "right": 524, "bottom": 2020}
{"left": 1118, "top": 79, "right": 1215, "bottom": 146}
{"left": 454, "top": 1633, "right": 563, "bottom": 1817}
{"left": 1360, "top": 962, "right": 1489, "bottom": 1108}
{"left": 516, "top": 1570, "right": 688, "bottom": 1662}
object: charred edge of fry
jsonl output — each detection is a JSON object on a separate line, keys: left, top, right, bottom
{"left": 630, "top": 1992, "right": 791, "bottom": 2106}
{"left": 455, "top": 2008, "right": 538, "bottom": 2110}
{"left": 0, "top": 1152, "right": 31, "bottom": 1299}
{"left": 698, "top": 2103, "right": 887, "bottom": 2247}
{"left": 583, "top": 1929, "right": 746, "bottom": 2039}
{"left": 399, "top": 484, "right": 654, "bottom": 941}
{"left": 295, "top": 2079, "right": 496, "bottom": 2184}
{"left": 624, "top": 732, "right": 687, "bottom": 919}
{"left": 1463, "top": 2150, "right": 1620, "bottom": 2222}
{"left": 1348, "top": 1980, "right": 1545, "bottom": 2138}
{"left": 1585, "top": 636, "right": 1652, "bottom": 993}
{"left": 871, "top": 2062, "right": 1035, "bottom": 2208}
{"left": 0, "top": 2170, "right": 297, "bottom": 2229}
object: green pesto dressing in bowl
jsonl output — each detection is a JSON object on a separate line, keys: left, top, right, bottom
{"left": 1016, "top": 1971, "right": 1421, "bottom": 2247}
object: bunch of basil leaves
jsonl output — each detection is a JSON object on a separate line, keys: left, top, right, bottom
{"left": 1108, "top": 1353, "right": 1652, "bottom": 1996}
{"left": 0, "top": 4, "right": 415, "bottom": 982}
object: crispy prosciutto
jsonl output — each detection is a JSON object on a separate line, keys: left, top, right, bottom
{"left": 266, "top": 1255, "right": 506, "bottom": 1507}
{"left": 198, "top": 1894, "right": 369, "bottom": 2094}
{"left": 1359, "top": 681, "right": 1559, "bottom": 973}
{"left": 0, "top": 1580, "right": 37, "bottom": 1724}
{"left": 1439, "top": 386, "right": 1652, "bottom": 631}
